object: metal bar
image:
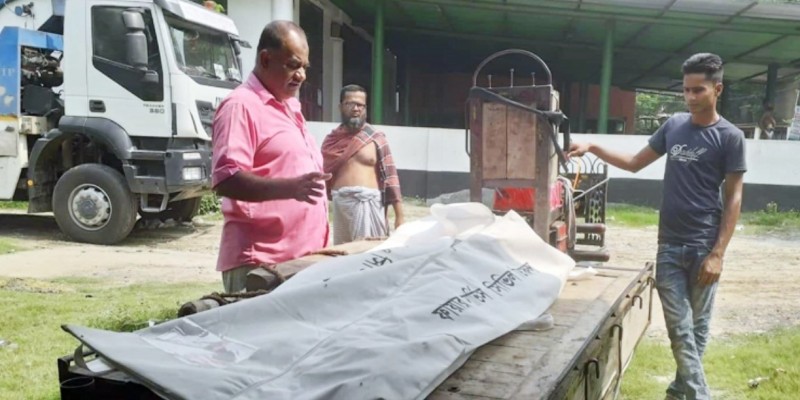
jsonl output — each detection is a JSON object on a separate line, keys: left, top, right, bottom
{"left": 626, "top": 1, "right": 762, "bottom": 86}
{"left": 560, "top": 0, "right": 583, "bottom": 42}
{"left": 621, "top": 0, "right": 679, "bottom": 47}
{"left": 737, "top": 70, "right": 767, "bottom": 82}
{"left": 625, "top": 35, "right": 706, "bottom": 86}
{"left": 572, "top": 177, "right": 610, "bottom": 202}
{"left": 598, "top": 20, "right": 614, "bottom": 134}
{"left": 384, "top": 26, "right": 784, "bottom": 66}
{"left": 435, "top": 5, "right": 455, "bottom": 31}
{"left": 766, "top": 63, "right": 779, "bottom": 103}
{"left": 389, "top": 0, "right": 417, "bottom": 28}
{"left": 371, "top": 0, "right": 385, "bottom": 124}
{"left": 397, "top": 0, "right": 800, "bottom": 36}
{"left": 733, "top": 34, "right": 788, "bottom": 61}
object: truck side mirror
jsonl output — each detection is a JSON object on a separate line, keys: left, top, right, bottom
{"left": 122, "top": 9, "right": 159, "bottom": 85}
{"left": 122, "top": 10, "right": 147, "bottom": 70}
{"left": 232, "top": 40, "right": 241, "bottom": 56}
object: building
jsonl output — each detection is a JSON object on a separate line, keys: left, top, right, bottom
{"left": 225, "top": 0, "right": 800, "bottom": 210}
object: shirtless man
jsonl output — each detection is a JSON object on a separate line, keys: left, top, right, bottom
{"left": 758, "top": 100, "right": 777, "bottom": 139}
{"left": 321, "top": 85, "right": 404, "bottom": 245}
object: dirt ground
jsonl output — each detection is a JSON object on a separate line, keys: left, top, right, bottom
{"left": 1, "top": 204, "right": 799, "bottom": 341}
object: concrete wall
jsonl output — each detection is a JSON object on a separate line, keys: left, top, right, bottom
{"left": 307, "top": 121, "right": 800, "bottom": 211}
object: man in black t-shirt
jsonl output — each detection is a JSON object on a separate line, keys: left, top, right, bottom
{"left": 569, "top": 53, "right": 746, "bottom": 400}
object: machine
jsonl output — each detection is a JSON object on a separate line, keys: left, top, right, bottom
{"left": 0, "top": 0, "right": 247, "bottom": 244}
{"left": 466, "top": 49, "right": 610, "bottom": 262}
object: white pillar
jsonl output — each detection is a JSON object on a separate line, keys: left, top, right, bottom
{"left": 272, "top": 0, "right": 294, "bottom": 22}
{"left": 227, "top": 0, "right": 274, "bottom": 76}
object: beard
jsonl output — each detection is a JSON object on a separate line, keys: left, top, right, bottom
{"left": 343, "top": 115, "right": 366, "bottom": 131}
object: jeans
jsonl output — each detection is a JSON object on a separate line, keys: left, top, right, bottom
{"left": 655, "top": 243, "right": 717, "bottom": 400}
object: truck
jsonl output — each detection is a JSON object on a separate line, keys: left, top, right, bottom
{"left": 0, "top": 0, "right": 246, "bottom": 244}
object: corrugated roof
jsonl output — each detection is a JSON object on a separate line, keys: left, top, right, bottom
{"left": 331, "top": 0, "right": 800, "bottom": 90}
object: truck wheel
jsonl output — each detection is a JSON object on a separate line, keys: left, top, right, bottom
{"left": 52, "top": 164, "right": 137, "bottom": 245}
{"left": 139, "top": 197, "right": 202, "bottom": 222}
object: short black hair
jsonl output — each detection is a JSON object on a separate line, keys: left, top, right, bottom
{"left": 340, "top": 84, "right": 366, "bottom": 103}
{"left": 257, "top": 20, "right": 305, "bottom": 53}
{"left": 682, "top": 53, "right": 724, "bottom": 83}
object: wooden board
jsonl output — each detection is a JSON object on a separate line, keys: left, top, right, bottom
{"left": 481, "top": 103, "right": 508, "bottom": 180}
{"left": 428, "top": 264, "right": 654, "bottom": 400}
{"left": 506, "top": 107, "right": 537, "bottom": 179}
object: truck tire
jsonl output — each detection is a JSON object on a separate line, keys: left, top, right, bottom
{"left": 139, "top": 197, "right": 202, "bottom": 222}
{"left": 52, "top": 164, "right": 138, "bottom": 245}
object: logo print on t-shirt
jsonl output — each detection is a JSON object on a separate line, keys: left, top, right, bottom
{"left": 669, "top": 144, "right": 708, "bottom": 163}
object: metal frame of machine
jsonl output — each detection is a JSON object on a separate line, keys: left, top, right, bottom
{"left": 466, "top": 49, "right": 610, "bottom": 262}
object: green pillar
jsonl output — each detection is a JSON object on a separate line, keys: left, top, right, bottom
{"left": 765, "top": 63, "right": 779, "bottom": 105}
{"left": 598, "top": 20, "right": 615, "bottom": 134}
{"left": 371, "top": 0, "right": 385, "bottom": 124}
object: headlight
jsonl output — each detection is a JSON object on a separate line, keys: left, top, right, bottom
{"left": 182, "top": 167, "right": 203, "bottom": 181}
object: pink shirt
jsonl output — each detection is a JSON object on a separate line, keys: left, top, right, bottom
{"left": 211, "top": 73, "right": 329, "bottom": 272}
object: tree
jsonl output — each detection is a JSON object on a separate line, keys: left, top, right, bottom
{"left": 192, "top": 0, "right": 227, "bottom": 13}
{"left": 635, "top": 91, "right": 685, "bottom": 119}
{"left": 634, "top": 91, "right": 686, "bottom": 134}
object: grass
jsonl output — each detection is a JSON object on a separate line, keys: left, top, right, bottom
{"left": 0, "top": 201, "right": 27, "bottom": 210}
{"left": 606, "top": 202, "right": 800, "bottom": 235}
{"left": 2, "top": 276, "right": 798, "bottom": 400}
{"left": 621, "top": 328, "right": 800, "bottom": 399}
{"left": 606, "top": 203, "right": 661, "bottom": 227}
{"left": 0, "top": 238, "right": 20, "bottom": 255}
{"left": 0, "top": 277, "right": 218, "bottom": 400}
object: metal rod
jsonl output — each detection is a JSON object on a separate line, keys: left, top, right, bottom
{"left": 571, "top": 177, "right": 611, "bottom": 202}
{"left": 488, "top": 74, "right": 492, "bottom": 88}
{"left": 510, "top": 68, "right": 514, "bottom": 87}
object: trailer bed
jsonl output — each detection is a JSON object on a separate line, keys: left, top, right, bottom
{"left": 57, "top": 241, "right": 654, "bottom": 400}
{"left": 429, "top": 263, "right": 654, "bottom": 400}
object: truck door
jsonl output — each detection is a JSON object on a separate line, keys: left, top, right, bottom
{"left": 85, "top": 3, "right": 170, "bottom": 137}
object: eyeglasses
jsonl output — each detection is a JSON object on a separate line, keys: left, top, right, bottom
{"left": 343, "top": 101, "right": 367, "bottom": 109}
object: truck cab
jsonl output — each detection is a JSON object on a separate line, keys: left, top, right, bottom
{"left": 0, "top": 0, "right": 246, "bottom": 244}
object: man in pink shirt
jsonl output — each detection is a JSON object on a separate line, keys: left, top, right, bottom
{"left": 211, "top": 21, "right": 330, "bottom": 292}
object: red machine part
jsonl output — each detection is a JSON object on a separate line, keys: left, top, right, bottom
{"left": 492, "top": 180, "right": 564, "bottom": 213}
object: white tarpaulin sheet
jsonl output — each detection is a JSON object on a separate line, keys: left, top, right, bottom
{"left": 63, "top": 203, "right": 575, "bottom": 400}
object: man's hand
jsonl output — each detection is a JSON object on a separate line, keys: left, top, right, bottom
{"left": 394, "top": 216, "right": 405, "bottom": 230}
{"left": 568, "top": 142, "right": 591, "bottom": 158}
{"left": 698, "top": 252, "right": 723, "bottom": 286}
{"left": 287, "top": 172, "right": 332, "bottom": 205}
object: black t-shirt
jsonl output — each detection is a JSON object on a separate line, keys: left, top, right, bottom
{"left": 648, "top": 113, "right": 747, "bottom": 249}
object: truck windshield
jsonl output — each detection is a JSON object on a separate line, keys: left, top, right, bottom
{"left": 166, "top": 16, "right": 240, "bottom": 83}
